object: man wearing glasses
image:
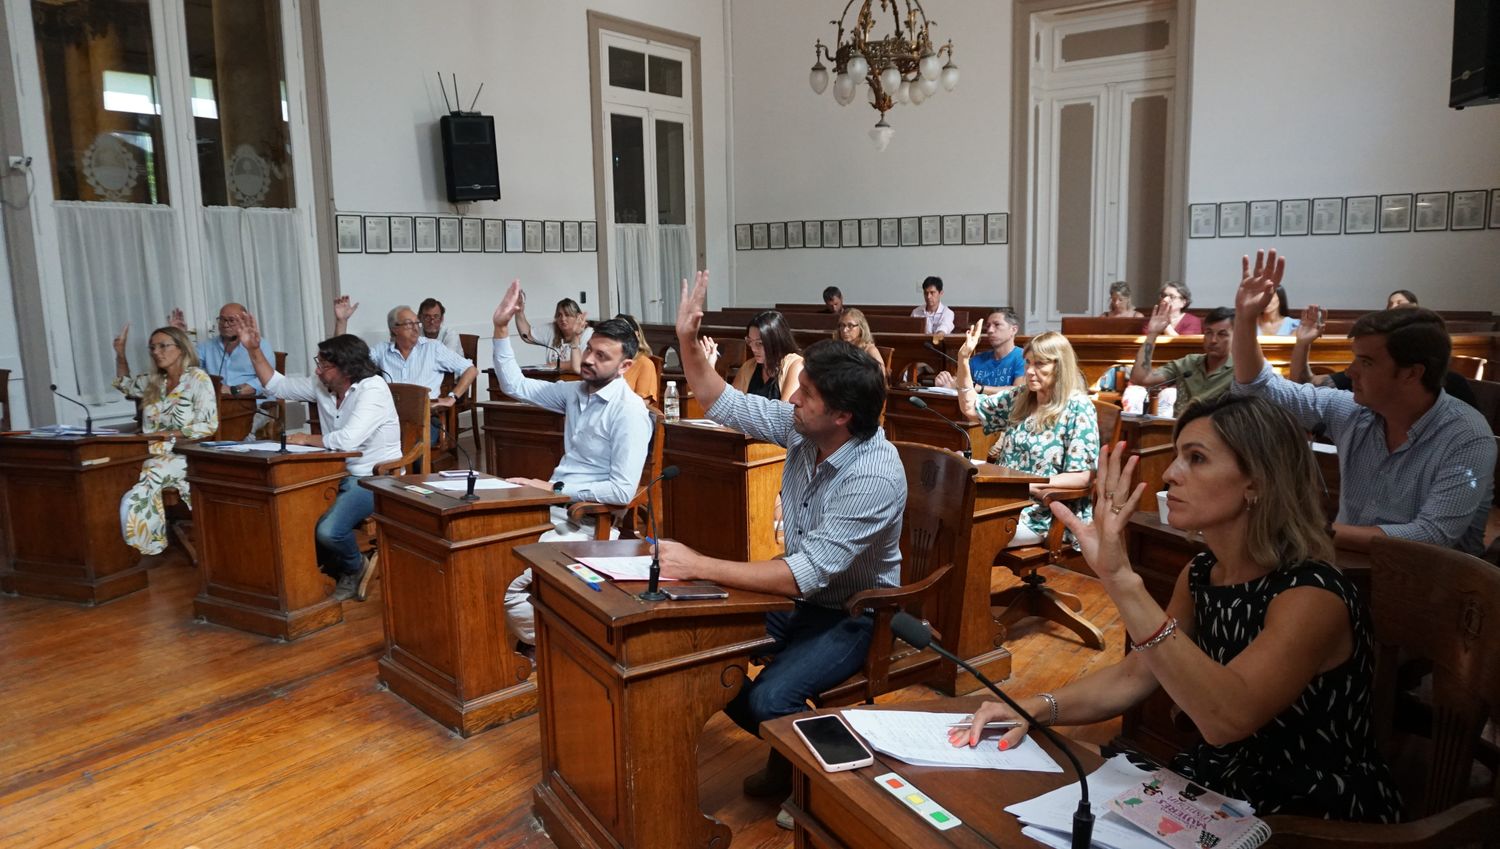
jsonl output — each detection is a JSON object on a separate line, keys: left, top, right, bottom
{"left": 418, "top": 297, "right": 465, "bottom": 355}
{"left": 169, "top": 302, "right": 275, "bottom": 397}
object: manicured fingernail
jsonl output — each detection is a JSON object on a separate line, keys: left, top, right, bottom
{"left": 998, "top": 740, "right": 1009, "bottom": 751}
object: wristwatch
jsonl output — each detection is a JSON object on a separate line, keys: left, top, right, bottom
{"left": 229, "top": 385, "right": 239, "bottom": 396}
{"left": 551, "top": 481, "right": 565, "bottom": 494}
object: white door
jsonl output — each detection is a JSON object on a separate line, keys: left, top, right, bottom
{"left": 599, "top": 32, "right": 696, "bottom": 324}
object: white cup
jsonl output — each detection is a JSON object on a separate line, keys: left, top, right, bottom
{"left": 1156, "top": 490, "right": 1170, "bottom": 524}
{"left": 1155, "top": 387, "right": 1177, "bottom": 417}
{"left": 1121, "top": 385, "right": 1147, "bottom": 415}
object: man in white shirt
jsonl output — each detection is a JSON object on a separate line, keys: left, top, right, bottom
{"left": 418, "top": 297, "right": 465, "bottom": 355}
{"left": 911, "top": 275, "right": 955, "bottom": 335}
{"left": 489, "top": 279, "right": 652, "bottom": 653}
{"left": 240, "top": 313, "right": 402, "bottom": 602}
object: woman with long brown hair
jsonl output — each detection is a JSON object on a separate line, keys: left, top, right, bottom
{"left": 702, "top": 310, "right": 804, "bottom": 401}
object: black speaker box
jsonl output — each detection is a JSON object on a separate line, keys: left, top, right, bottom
{"left": 1451, "top": 0, "right": 1500, "bottom": 108}
{"left": 440, "top": 114, "right": 501, "bottom": 202}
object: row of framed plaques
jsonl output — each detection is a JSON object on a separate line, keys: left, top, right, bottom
{"left": 1188, "top": 190, "right": 1500, "bottom": 239}
{"left": 734, "top": 213, "right": 1009, "bottom": 251}
{"left": 334, "top": 214, "right": 599, "bottom": 254}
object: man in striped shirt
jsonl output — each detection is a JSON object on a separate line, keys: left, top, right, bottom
{"left": 1230, "top": 250, "right": 1494, "bottom": 555}
{"left": 659, "top": 270, "right": 906, "bottom": 804}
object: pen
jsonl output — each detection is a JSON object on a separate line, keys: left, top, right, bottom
{"left": 945, "top": 719, "right": 1024, "bottom": 730}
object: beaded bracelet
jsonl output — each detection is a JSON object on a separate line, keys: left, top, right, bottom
{"left": 1132, "top": 617, "right": 1178, "bottom": 653}
{"left": 1037, "top": 692, "right": 1059, "bottom": 726}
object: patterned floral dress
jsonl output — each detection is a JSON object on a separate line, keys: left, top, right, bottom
{"left": 113, "top": 368, "right": 218, "bottom": 555}
{"left": 974, "top": 390, "right": 1099, "bottom": 539}
{"left": 1170, "top": 553, "right": 1402, "bottom": 822}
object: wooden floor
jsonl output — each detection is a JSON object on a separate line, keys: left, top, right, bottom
{"left": 0, "top": 545, "right": 1128, "bottom": 848}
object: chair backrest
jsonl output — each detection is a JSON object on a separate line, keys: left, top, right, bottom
{"left": 1368, "top": 537, "right": 1500, "bottom": 820}
{"left": 894, "top": 441, "right": 978, "bottom": 624}
{"left": 877, "top": 346, "right": 895, "bottom": 377}
{"left": 1092, "top": 397, "right": 1123, "bottom": 446}
{"left": 459, "top": 333, "right": 478, "bottom": 363}
{"left": 210, "top": 374, "right": 258, "bottom": 441}
{"left": 1450, "top": 355, "right": 1487, "bottom": 380}
{"left": 713, "top": 338, "right": 745, "bottom": 380}
{"left": 898, "top": 361, "right": 935, "bottom": 387}
{"left": 377, "top": 382, "right": 431, "bottom": 476}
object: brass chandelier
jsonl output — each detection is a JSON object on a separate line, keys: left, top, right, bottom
{"left": 809, "top": 0, "right": 959, "bottom": 150}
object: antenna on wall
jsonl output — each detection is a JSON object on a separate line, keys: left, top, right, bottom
{"left": 436, "top": 71, "right": 454, "bottom": 113}
{"left": 437, "top": 71, "right": 484, "bottom": 116}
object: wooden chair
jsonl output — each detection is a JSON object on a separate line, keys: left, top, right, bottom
{"left": 349, "top": 383, "right": 430, "bottom": 599}
{"left": 1450, "top": 355, "right": 1487, "bottom": 381}
{"left": 568, "top": 412, "right": 664, "bottom": 540}
{"left": 898, "top": 361, "right": 936, "bottom": 387}
{"left": 991, "top": 473, "right": 1106, "bottom": 650}
{"left": 1093, "top": 396, "right": 1123, "bottom": 446}
{"left": 455, "top": 333, "right": 480, "bottom": 460}
{"left": 876, "top": 345, "right": 895, "bottom": 379}
{"left": 431, "top": 373, "right": 459, "bottom": 472}
{"left": 0, "top": 368, "right": 12, "bottom": 432}
{"left": 813, "top": 442, "right": 977, "bottom": 707}
{"left": 1262, "top": 537, "right": 1500, "bottom": 848}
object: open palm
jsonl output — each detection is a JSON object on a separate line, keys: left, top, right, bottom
{"left": 1049, "top": 442, "right": 1145, "bottom": 582}
{"left": 1235, "top": 248, "right": 1286, "bottom": 319}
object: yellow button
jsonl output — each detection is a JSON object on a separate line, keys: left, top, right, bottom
{"left": 906, "top": 794, "right": 926, "bottom": 805}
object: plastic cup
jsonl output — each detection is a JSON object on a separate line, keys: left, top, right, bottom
{"left": 1156, "top": 490, "right": 1170, "bottom": 524}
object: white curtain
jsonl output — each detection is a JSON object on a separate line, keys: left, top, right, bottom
{"left": 56, "top": 202, "right": 189, "bottom": 403}
{"left": 613, "top": 223, "right": 651, "bottom": 321}
{"left": 657, "top": 224, "right": 691, "bottom": 323}
{"left": 613, "top": 223, "right": 691, "bottom": 324}
{"left": 201, "top": 207, "right": 311, "bottom": 378}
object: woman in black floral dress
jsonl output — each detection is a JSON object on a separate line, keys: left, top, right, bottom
{"left": 953, "top": 394, "right": 1399, "bottom": 822}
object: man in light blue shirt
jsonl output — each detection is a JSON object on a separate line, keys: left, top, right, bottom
{"left": 490, "top": 280, "right": 652, "bottom": 651}
{"left": 171, "top": 302, "right": 276, "bottom": 396}
{"left": 340, "top": 303, "right": 476, "bottom": 450}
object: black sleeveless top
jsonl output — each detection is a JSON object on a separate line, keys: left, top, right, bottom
{"left": 1168, "top": 553, "right": 1401, "bottom": 823}
{"left": 746, "top": 364, "right": 779, "bottom": 400}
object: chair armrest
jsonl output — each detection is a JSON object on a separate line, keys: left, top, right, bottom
{"left": 844, "top": 564, "right": 954, "bottom": 617}
{"left": 1263, "top": 798, "right": 1498, "bottom": 848}
{"left": 1038, "top": 486, "right": 1090, "bottom": 504}
{"left": 566, "top": 501, "right": 615, "bottom": 524}
{"left": 374, "top": 441, "right": 426, "bottom": 476}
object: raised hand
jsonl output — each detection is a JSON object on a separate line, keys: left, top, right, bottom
{"left": 112, "top": 323, "right": 131, "bottom": 357}
{"left": 676, "top": 270, "right": 709, "bottom": 342}
{"left": 697, "top": 335, "right": 719, "bottom": 367}
{"left": 1294, "top": 304, "right": 1323, "bottom": 344}
{"left": 956, "top": 320, "right": 983, "bottom": 360}
{"left": 1145, "top": 300, "right": 1173, "bottom": 336}
{"left": 492, "top": 279, "right": 523, "bottom": 328}
{"left": 1049, "top": 441, "right": 1145, "bottom": 583}
{"left": 332, "top": 295, "right": 359, "bottom": 322}
{"left": 1236, "top": 249, "right": 1285, "bottom": 319}
{"left": 168, "top": 308, "right": 187, "bottom": 331}
{"left": 238, "top": 311, "right": 262, "bottom": 349}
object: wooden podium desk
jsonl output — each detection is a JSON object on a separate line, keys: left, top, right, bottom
{"left": 0, "top": 433, "right": 156, "bottom": 603}
{"left": 1121, "top": 511, "right": 1370, "bottom": 762}
{"left": 180, "top": 445, "right": 358, "bottom": 640}
{"left": 766, "top": 698, "right": 1102, "bottom": 848}
{"left": 661, "top": 420, "right": 785, "bottom": 559}
{"left": 362, "top": 474, "right": 566, "bottom": 736}
{"left": 480, "top": 400, "right": 564, "bottom": 480}
{"left": 523, "top": 540, "right": 793, "bottom": 849}
{"left": 1118, "top": 414, "right": 1177, "bottom": 500}
{"left": 882, "top": 388, "right": 999, "bottom": 460}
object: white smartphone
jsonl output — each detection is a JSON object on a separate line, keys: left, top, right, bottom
{"left": 792, "top": 714, "right": 875, "bottom": 772}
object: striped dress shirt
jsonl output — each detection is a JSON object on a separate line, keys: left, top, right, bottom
{"left": 707, "top": 386, "right": 905, "bottom": 609}
{"left": 1232, "top": 363, "right": 1495, "bottom": 554}
{"left": 372, "top": 337, "right": 474, "bottom": 399}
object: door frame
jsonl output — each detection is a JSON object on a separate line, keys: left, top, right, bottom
{"left": 587, "top": 11, "right": 706, "bottom": 319}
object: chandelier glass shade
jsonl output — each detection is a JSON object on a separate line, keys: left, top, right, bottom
{"left": 808, "top": 0, "right": 958, "bottom": 148}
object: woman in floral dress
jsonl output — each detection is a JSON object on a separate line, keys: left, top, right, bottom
{"left": 955, "top": 326, "right": 1099, "bottom": 547}
{"left": 111, "top": 324, "right": 218, "bottom": 555}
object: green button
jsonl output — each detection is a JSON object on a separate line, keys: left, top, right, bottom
{"left": 930, "top": 812, "right": 950, "bottom": 823}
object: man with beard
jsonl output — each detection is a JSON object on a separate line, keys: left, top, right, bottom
{"left": 658, "top": 270, "right": 904, "bottom": 823}
{"left": 238, "top": 312, "right": 402, "bottom": 602}
{"left": 1129, "top": 305, "right": 1237, "bottom": 416}
{"left": 489, "top": 279, "right": 651, "bottom": 655}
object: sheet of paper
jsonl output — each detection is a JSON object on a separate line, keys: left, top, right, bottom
{"left": 30, "top": 425, "right": 120, "bottom": 435}
{"left": 222, "top": 441, "right": 326, "bottom": 454}
{"left": 574, "top": 555, "right": 680, "bottom": 582}
{"left": 677, "top": 418, "right": 719, "bottom": 427}
{"left": 842, "top": 710, "right": 1062, "bottom": 772}
{"left": 1309, "top": 441, "right": 1337, "bottom": 454}
{"left": 428, "top": 478, "right": 520, "bottom": 491}
{"left": 918, "top": 386, "right": 959, "bottom": 396}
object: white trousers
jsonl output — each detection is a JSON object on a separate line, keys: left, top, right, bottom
{"left": 504, "top": 509, "right": 619, "bottom": 646}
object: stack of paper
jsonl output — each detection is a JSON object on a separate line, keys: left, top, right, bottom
{"left": 429, "top": 478, "right": 519, "bottom": 491}
{"left": 919, "top": 386, "right": 960, "bottom": 396}
{"left": 30, "top": 425, "right": 120, "bottom": 436}
{"left": 574, "top": 555, "right": 679, "bottom": 582}
{"left": 841, "top": 710, "right": 1062, "bottom": 772}
{"left": 221, "top": 441, "right": 326, "bottom": 454}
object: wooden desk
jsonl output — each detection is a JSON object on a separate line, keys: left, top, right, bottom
{"left": 362, "top": 474, "right": 567, "bottom": 736}
{"left": 480, "top": 400, "right": 564, "bottom": 480}
{"left": 882, "top": 388, "right": 998, "bottom": 459}
{"left": 661, "top": 420, "right": 785, "bottom": 558}
{"left": 1121, "top": 511, "right": 1370, "bottom": 761}
{"left": 1119, "top": 414, "right": 1177, "bottom": 499}
{"left": 524, "top": 540, "right": 794, "bottom": 849}
{"left": 765, "top": 697, "right": 1102, "bottom": 848}
{"left": 181, "top": 445, "right": 357, "bottom": 640}
{"left": 0, "top": 434, "right": 155, "bottom": 603}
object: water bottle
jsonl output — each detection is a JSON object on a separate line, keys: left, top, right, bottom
{"left": 664, "top": 381, "right": 680, "bottom": 423}
{"left": 1155, "top": 387, "right": 1178, "bottom": 417}
{"left": 1121, "top": 385, "right": 1147, "bottom": 416}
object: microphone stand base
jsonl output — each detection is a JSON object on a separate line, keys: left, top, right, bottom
{"left": 636, "top": 589, "right": 668, "bottom": 602}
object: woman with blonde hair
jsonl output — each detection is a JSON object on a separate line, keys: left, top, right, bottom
{"left": 953, "top": 394, "right": 1399, "bottom": 823}
{"left": 956, "top": 327, "right": 1099, "bottom": 547}
{"left": 832, "top": 308, "right": 885, "bottom": 374}
{"left": 515, "top": 295, "right": 592, "bottom": 373}
{"left": 110, "top": 323, "right": 219, "bottom": 555}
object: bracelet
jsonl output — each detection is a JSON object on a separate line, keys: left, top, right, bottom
{"left": 1037, "top": 692, "right": 1059, "bottom": 726}
{"left": 1131, "top": 617, "right": 1178, "bottom": 652}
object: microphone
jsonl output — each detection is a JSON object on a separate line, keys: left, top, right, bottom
{"left": 638, "top": 464, "right": 682, "bottom": 602}
{"left": 49, "top": 384, "right": 93, "bottom": 436}
{"left": 275, "top": 398, "right": 289, "bottom": 453}
{"left": 453, "top": 430, "right": 480, "bottom": 501}
{"left": 906, "top": 395, "right": 973, "bottom": 460}
{"left": 521, "top": 334, "right": 564, "bottom": 369}
{"left": 891, "top": 612, "right": 1095, "bottom": 849}
{"left": 924, "top": 341, "right": 985, "bottom": 391}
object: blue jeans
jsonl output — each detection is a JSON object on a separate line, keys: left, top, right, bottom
{"left": 315, "top": 476, "right": 373, "bottom": 576}
{"left": 725, "top": 603, "right": 874, "bottom": 737}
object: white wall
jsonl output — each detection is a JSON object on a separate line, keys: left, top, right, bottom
{"left": 319, "top": 0, "right": 731, "bottom": 358}
{"left": 1183, "top": 0, "right": 1500, "bottom": 311}
{"left": 726, "top": 0, "right": 1014, "bottom": 310}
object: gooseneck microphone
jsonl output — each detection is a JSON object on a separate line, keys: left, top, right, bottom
{"left": 923, "top": 342, "right": 985, "bottom": 391}
{"left": 521, "top": 334, "right": 564, "bottom": 369}
{"left": 891, "top": 612, "right": 1095, "bottom": 849}
{"left": 906, "top": 395, "right": 973, "bottom": 459}
{"left": 49, "top": 384, "right": 93, "bottom": 436}
{"left": 453, "top": 434, "right": 480, "bottom": 501}
{"left": 638, "top": 464, "right": 682, "bottom": 601}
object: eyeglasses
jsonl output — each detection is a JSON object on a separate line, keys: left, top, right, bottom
{"left": 148, "top": 343, "right": 177, "bottom": 352}
{"left": 314, "top": 355, "right": 329, "bottom": 369}
{"left": 419, "top": 313, "right": 443, "bottom": 322}
{"left": 216, "top": 316, "right": 239, "bottom": 324}
{"left": 744, "top": 337, "right": 764, "bottom": 349}
{"left": 838, "top": 322, "right": 860, "bottom": 329}
{"left": 392, "top": 320, "right": 421, "bottom": 329}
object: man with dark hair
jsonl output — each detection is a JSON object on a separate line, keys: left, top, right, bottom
{"left": 1288, "top": 303, "right": 1480, "bottom": 408}
{"left": 661, "top": 270, "right": 905, "bottom": 816}
{"left": 1231, "top": 250, "right": 1494, "bottom": 554}
{"left": 1130, "top": 305, "right": 1236, "bottom": 416}
{"left": 489, "top": 281, "right": 651, "bottom": 653}
{"left": 238, "top": 314, "right": 402, "bottom": 601}
{"left": 911, "top": 275, "right": 955, "bottom": 335}
{"left": 936, "top": 307, "right": 1025, "bottom": 391}
{"left": 821, "top": 286, "right": 843, "bottom": 315}
{"left": 418, "top": 297, "right": 464, "bottom": 355}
